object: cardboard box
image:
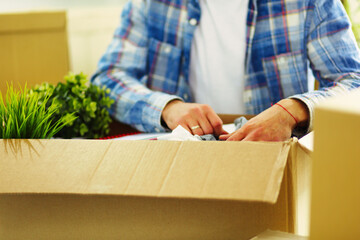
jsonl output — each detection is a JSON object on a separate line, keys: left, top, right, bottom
{"left": 0, "top": 140, "right": 311, "bottom": 239}
{"left": 0, "top": 11, "right": 69, "bottom": 96}
{"left": 0, "top": 115, "right": 311, "bottom": 239}
{"left": 251, "top": 230, "right": 308, "bottom": 240}
{"left": 310, "top": 88, "right": 360, "bottom": 239}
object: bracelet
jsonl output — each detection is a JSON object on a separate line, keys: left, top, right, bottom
{"left": 274, "top": 103, "right": 298, "bottom": 125}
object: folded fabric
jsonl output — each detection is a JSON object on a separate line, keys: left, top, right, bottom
{"left": 157, "top": 117, "right": 248, "bottom": 141}
{"left": 199, "top": 116, "right": 248, "bottom": 141}
{"left": 156, "top": 125, "right": 201, "bottom": 141}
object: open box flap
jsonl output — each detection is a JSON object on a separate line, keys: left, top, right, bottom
{"left": 0, "top": 139, "right": 291, "bottom": 203}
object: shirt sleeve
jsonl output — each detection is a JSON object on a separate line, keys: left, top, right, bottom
{"left": 91, "top": 0, "right": 182, "bottom": 133}
{"left": 290, "top": 0, "right": 360, "bottom": 134}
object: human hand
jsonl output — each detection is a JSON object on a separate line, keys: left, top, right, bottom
{"left": 219, "top": 99, "right": 309, "bottom": 141}
{"left": 161, "top": 100, "right": 227, "bottom": 136}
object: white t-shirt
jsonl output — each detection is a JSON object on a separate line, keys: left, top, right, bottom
{"left": 189, "top": 0, "right": 249, "bottom": 114}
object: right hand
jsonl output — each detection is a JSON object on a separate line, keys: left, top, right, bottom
{"left": 161, "top": 100, "right": 227, "bottom": 136}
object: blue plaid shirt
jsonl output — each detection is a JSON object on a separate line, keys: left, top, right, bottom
{"left": 92, "top": 0, "right": 360, "bottom": 133}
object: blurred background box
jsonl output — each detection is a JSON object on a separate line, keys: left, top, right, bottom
{"left": 251, "top": 230, "right": 308, "bottom": 240}
{"left": 310, "top": 88, "right": 360, "bottom": 239}
{"left": 0, "top": 11, "right": 69, "bottom": 95}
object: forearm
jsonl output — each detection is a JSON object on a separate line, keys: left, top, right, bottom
{"left": 290, "top": 76, "right": 360, "bottom": 133}
{"left": 301, "top": 0, "right": 360, "bottom": 133}
{"left": 276, "top": 98, "right": 309, "bottom": 129}
{"left": 92, "top": 71, "right": 182, "bottom": 132}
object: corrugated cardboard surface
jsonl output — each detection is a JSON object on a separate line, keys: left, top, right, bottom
{"left": 288, "top": 139, "right": 312, "bottom": 235}
{"left": 251, "top": 230, "right": 308, "bottom": 240}
{"left": 0, "top": 11, "right": 69, "bottom": 96}
{"left": 0, "top": 193, "right": 288, "bottom": 240}
{"left": 0, "top": 140, "right": 290, "bottom": 202}
{"left": 310, "top": 88, "right": 360, "bottom": 239}
{"left": 0, "top": 138, "right": 310, "bottom": 239}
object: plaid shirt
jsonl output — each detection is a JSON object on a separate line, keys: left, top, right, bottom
{"left": 92, "top": 0, "right": 360, "bottom": 133}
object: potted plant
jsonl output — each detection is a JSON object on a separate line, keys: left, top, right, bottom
{"left": 30, "top": 73, "right": 114, "bottom": 139}
{"left": 0, "top": 85, "right": 74, "bottom": 139}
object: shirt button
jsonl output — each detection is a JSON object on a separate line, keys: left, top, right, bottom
{"left": 155, "top": 127, "right": 160, "bottom": 133}
{"left": 244, "top": 91, "right": 252, "bottom": 102}
{"left": 164, "top": 46, "right": 171, "bottom": 54}
{"left": 189, "top": 18, "right": 198, "bottom": 26}
{"left": 183, "top": 93, "right": 189, "bottom": 100}
{"left": 278, "top": 57, "right": 285, "bottom": 64}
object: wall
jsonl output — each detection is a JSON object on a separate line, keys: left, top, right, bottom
{"left": 67, "top": 7, "right": 124, "bottom": 77}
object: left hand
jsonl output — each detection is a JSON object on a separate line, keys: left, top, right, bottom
{"left": 219, "top": 99, "right": 309, "bottom": 142}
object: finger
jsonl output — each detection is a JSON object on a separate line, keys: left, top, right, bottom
{"left": 204, "top": 109, "right": 224, "bottom": 136}
{"left": 219, "top": 133, "right": 231, "bottom": 140}
{"left": 242, "top": 134, "right": 256, "bottom": 142}
{"left": 188, "top": 105, "right": 212, "bottom": 135}
{"left": 219, "top": 130, "right": 237, "bottom": 140}
{"left": 226, "top": 130, "right": 246, "bottom": 141}
{"left": 198, "top": 115, "right": 215, "bottom": 135}
{"left": 188, "top": 121, "right": 204, "bottom": 136}
{"left": 178, "top": 111, "right": 203, "bottom": 135}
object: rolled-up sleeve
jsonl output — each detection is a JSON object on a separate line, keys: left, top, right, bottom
{"left": 291, "top": 0, "right": 360, "bottom": 133}
{"left": 91, "top": 0, "right": 181, "bottom": 132}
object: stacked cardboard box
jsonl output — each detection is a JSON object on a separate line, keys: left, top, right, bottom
{"left": 251, "top": 230, "right": 308, "bottom": 239}
{"left": 0, "top": 11, "right": 69, "bottom": 96}
{"left": 310, "top": 88, "right": 360, "bottom": 239}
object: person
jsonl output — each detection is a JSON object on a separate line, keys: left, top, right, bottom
{"left": 91, "top": 0, "right": 360, "bottom": 141}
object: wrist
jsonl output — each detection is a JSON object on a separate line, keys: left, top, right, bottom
{"left": 277, "top": 99, "right": 310, "bottom": 129}
{"left": 161, "top": 99, "right": 183, "bottom": 127}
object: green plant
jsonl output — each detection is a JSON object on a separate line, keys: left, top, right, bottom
{"left": 30, "top": 73, "right": 114, "bottom": 139}
{"left": 0, "top": 85, "right": 74, "bottom": 139}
